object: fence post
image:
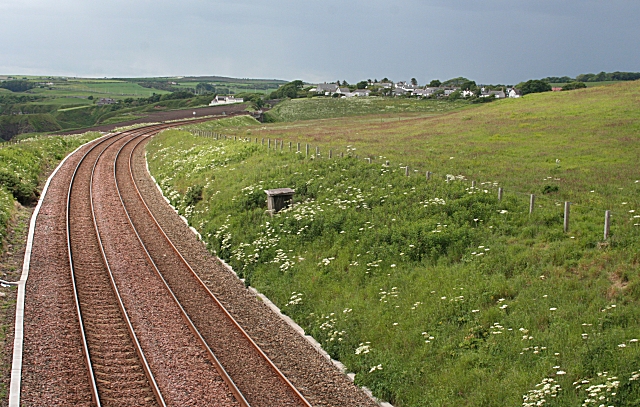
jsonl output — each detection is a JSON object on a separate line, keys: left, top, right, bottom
{"left": 386, "top": 160, "right": 390, "bottom": 167}
{"left": 281, "top": 140, "right": 284, "bottom": 151}
{"left": 498, "top": 187, "right": 503, "bottom": 201}
{"left": 426, "top": 171, "right": 432, "bottom": 180}
{"left": 366, "top": 157, "right": 371, "bottom": 164}
{"left": 268, "top": 138, "right": 271, "bottom": 149}
{"left": 529, "top": 194, "right": 535, "bottom": 214}
{"left": 604, "top": 210, "right": 611, "bottom": 240}
{"left": 564, "top": 202, "right": 570, "bottom": 233}
{"left": 329, "top": 150, "right": 332, "bottom": 158}
{"left": 261, "top": 138, "right": 264, "bottom": 145}
{"left": 297, "top": 142, "right": 300, "bottom": 153}
{"left": 289, "top": 141, "right": 292, "bottom": 151}
{"left": 405, "top": 166, "right": 409, "bottom": 176}
{"left": 341, "top": 152, "right": 344, "bottom": 158}
{"left": 316, "top": 146, "right": 319, "bottom": 157}
{"left": 471, "top": 181, "right": 476, "bottom": 188}
{"left": 306, "top": 144, "right": 309, "bottom": 157}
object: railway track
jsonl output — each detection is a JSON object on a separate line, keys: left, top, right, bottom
{"left": 66, "top": 127, "right": 166, "bottom": 407}
{"left": 113, "top": 131, "right": 313, "bottom": 406}
{"left": 19, "top": 118, "right": 374, "bottom": 406}
{"left": 61, "top": 120, "right": 312, "bottom": 406}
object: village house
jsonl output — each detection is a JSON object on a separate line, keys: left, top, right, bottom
{"left": 209, "top": 95, "right": 244, "bottom": 105}
{"left": 314, "top": 83, "right": 340, "bottom": 95}
{"left": 507, "top": 88, "right": 522, "bottom": 98}
{"left": 97, "top": 98, "right": 117, "bottom": 106}
{"left": 480, "top": 88, "right": 506, "bottom": 98}
{"left": 351, "top": 89, "right": 371, "bottom": 97}
{"left": 335, "top": 87, "right": 353, "bottom": 97}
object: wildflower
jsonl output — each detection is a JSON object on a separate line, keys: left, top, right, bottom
{"left": 549, "top": 307, "right": 557, "bottom": 311}
{"left": 556, "top": 371, "right": 566, "bottom": 375}
{"left": 369, "top": 364, "right": 383, "bottom": 373}
{"left": 355, "top": 343, "right": 371, "bottom": 355}
{"left": 618, "top": 343, "right": 627, "bottom": 348}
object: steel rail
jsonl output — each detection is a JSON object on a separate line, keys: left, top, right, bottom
{"left": 126, "top": 130, "right": 314, "bottom": 406}
{"left": 88, "top": 127, "right": 168, "bottom": 407}
{"left": 66, "top": 131, "right": 125, "bottom": 407}
{"left": 112, "top": 133, "right": 252, "bottom": 407}
{"left": 66, "top": 124, "right": 174, "bottom": 407}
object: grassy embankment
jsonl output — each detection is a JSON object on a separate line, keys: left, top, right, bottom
{"left": 0, "top": 133, "right": 102, "bottom": 254}
{"left": 146, "top": 84, "right": 640, "bottom": 407}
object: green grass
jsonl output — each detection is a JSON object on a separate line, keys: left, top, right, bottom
{"left": 147, "top": 83, "right": 640, "bottom": 406}
{"left": 549, "top": 81, "right": 624, "bottom": 88}
{"left": 0, "top": 132, "right": 101, "bottom": 253}
{"left": 265, "top": 97, "right": 469, "bottom": 122}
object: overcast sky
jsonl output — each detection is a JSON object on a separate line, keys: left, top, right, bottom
{"left": 1, "top": 0, "right": 638, "bottom": 85}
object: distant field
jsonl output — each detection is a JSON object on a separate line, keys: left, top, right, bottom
{"left": 265, "top": 97, "right": 470, "bottom": 122}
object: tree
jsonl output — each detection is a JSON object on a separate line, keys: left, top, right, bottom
{"left": 460, "top": 80, "right": 477, "bottom": 91}
{"left": 0, "top": 80, "right": 34, "bottom": 92}
{"left": 442, "top": 77, "right": 471, "bottom": 87}
{"left": 356, "top": 81, "right": 368, "bottom": 89}
{"left": 341, "top": 80, "right": 349, "bottom": 86}
{"left": 429, "top": 79, "right": 441, "bottom": 87}
{"left": 516, "top": 79, "right": 552, "bottom": 95}
{"left": 269, "top": 80, "right": 304, "bottom": 99}
{"left": 382, "top": 77, "right": 389, "bottom": 82}
{"left": 561, "top": 81, "right": 587, "bottom": 91}
{"left": 411, "top": 78, "right": 418, "bottom": 86}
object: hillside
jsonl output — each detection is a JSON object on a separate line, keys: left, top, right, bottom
{"left": 146, "top": 84, "right": 640, "bottom": 407}
{"left": 264, "top": 97, "right": 469, "bottom": 122}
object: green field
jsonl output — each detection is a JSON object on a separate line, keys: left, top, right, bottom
{"left": 147, "top": 82, "right": 640, "bottom": 406}
{"left": 264, "top": 97, "right": 469, "bottom": 122}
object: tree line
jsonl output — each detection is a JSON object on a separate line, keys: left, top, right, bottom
{"left": 540, "top": 71, "right": 640, "bottom": 83}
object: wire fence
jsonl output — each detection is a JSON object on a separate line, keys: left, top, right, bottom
{"left": 188, "top": 129, "right": 640, "bottom": 242}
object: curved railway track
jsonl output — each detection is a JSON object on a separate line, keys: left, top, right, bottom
{"left": 67, "top": 127, "right": 167, "bottom": 407}
{"left": 59, "top": 120, "right": 313, "bottom": 406}
{"left": 113, "top": 133, "right": 313, "bottom": 406}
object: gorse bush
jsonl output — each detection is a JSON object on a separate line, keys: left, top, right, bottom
{"left": 148, "top": 128, "right": 640, "bottom": 407}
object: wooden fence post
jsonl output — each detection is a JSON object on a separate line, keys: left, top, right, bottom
{"left": 426, "top": 171, "right": 432, "bottom": 180}
{"left": 529, "top": 194, "right": 535, "bottom": 214}
{"left": 316, "top": 146, "right": 319, "bottom": 157}
{"left": 498, "top": 187, "right": 503, "bottom": 201}
{"left": 306, "top": 144, "right": 309, "bottom": 157}
{"left": 366, "top": 157, "right": 371, "bottom": 164}
{"left": 289, "top": 141, "right": 292, "bottom": 151}
{"left": 341, "top": 152, "right": 344, "bottom": 158}
{"left": 329, "top": 150, "right": 332, "bottom": 158}
{"left": 564, "top": 202, "right": 570, "bottom": 233}
{"left": 405, "top": 166, "right": 409, "bottom": 176}
{"left": 471, "top": 181, "right": 476, "bottom": 188}
{"left": 261, "top": 138, "right": 264, "bottom": 145}
{"left": 297, "top": 142, "right": 300, "bottom": 152}
{"left": 604, "top": 210, "right": 611, "bottom": 240}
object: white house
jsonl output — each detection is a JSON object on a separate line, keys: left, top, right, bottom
{"left": 209, "top": 95, "right": 244, "bottom": 106}
{"left": 315, "top": 83, "right": 340, "bottom": 95}
{"left": 352, "top": 89, "right": 371, "bottom": 97}
{"left": 507, "top": 88, "right": 521, "bottom": 98}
